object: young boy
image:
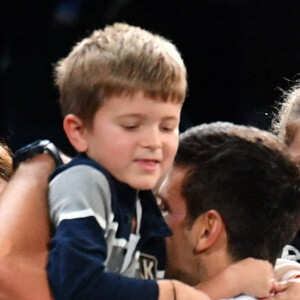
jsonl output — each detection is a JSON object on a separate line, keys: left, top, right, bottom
{"left": 47, "top": 22, "right": 210, "bottom": 300}
{"left": 47, "top": 22, "right": 277, "bottom": 300}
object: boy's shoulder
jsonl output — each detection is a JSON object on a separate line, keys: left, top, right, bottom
{"left": 50, "top": 154, "right": 110, "bottom": 181}
{"left": 48, "top": 154, "right": 139, "bottom": 207}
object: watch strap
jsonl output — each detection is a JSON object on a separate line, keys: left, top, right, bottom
{"left": 13, "top": 139, "right": 63, "bottom": 170}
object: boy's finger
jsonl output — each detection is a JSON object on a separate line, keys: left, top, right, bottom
{"left": 272, "top": 281, "right": 289, "bottom": 293}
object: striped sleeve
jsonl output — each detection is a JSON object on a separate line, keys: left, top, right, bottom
{"left": 49, "top": 165, "right": 112, "bottom": 230}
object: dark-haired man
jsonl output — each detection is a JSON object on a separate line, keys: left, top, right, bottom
{"left": 158, "top": 122, "right": 300, "bottom": 299}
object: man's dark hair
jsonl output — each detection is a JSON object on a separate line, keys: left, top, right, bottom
{"left": 175, "top": 122, "right": 300, "bottom": 265}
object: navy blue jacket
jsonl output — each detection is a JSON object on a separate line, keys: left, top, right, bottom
{"left": 47, "top": 154, "right": 171, "bottom": 300}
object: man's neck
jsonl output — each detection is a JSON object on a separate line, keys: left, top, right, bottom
{"left": 201, "top": 249, "right": 232, "bottom": 281}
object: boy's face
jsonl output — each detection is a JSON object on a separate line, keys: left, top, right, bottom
{"left": 83, "top": 91, "right": 182, "bottom": 190}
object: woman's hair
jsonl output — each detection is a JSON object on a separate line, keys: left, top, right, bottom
{"left": 0, "top": 141, "right": 13, "bottom": 182}
{"left": 272, "top": 81, "right": 300, "bottom": 145}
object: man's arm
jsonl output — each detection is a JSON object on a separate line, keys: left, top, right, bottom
{"left": 0, "top": 154, "right": 54, "bottom": 300}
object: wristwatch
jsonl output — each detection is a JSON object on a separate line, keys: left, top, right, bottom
{"left": 13, "top": 139, "right": 63, "bottom": 170}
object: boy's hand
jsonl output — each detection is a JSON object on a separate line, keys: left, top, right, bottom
{"left": 228, "top": 258, "right": 274, "bottom": 298}
{"left": 262, "top": 279, "right": 300, "bottom": 300}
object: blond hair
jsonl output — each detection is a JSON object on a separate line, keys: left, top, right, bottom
{"left": 55, "top": 23, "right": 187, "bottom": 125}
{"left": 272, "top": 81, "right": 300, "bottom": 145}
{"left": 0, "top": 141, "right": 12, "bottom": 182}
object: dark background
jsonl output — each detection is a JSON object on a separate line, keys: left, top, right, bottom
{"left": 1, "top": 0, "right": 300, "bottom": 154}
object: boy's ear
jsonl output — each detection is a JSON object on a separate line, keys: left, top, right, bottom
{"left": 193, "top": 210, "right": 225, "bottom": 253}
{"left": 63, "top": 114, "right": 88, "bottom": 153}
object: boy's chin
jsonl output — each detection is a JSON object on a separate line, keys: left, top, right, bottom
{"left": 126, "top": 179, "right": 158, "bottom": 191}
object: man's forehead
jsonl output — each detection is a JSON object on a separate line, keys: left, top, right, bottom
{"left": 158, "top": 173, "right": 169, "bottom": 197}
{"left": 158, "top": 166, "right": 186, "bottom": 199}
{"left": 158, "top": 166, "right": 190, "bottom": 219}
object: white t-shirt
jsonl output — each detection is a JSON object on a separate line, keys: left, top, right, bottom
{"left": 220, "top": 296, "right": 257, "bottom": 300}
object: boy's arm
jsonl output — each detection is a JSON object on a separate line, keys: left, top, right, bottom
{"left": 157, "top": 280, "right": 211, "bottom": 300}
{"left": 196, "top": 258, "right": 274, "bottom": 300}
{"left": 48, "top": 166, "right": 211, "bottom": 300}
{"left": 0, "top": 154, "right": 55, "bottom": 300}
{"left": 48, "top": 216, "right": 211, "bottom": 300}
{"left": 47, "top": 166, "right": 158, "bottom": 300}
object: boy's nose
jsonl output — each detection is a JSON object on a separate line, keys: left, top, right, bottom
{"left": 142, "top": 128, "right": 162, "bottom": 150}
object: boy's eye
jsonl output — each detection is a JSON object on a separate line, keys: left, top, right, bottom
{"left": 160, "top": 122, "right": 178, "bottom": 132}
{"left": 161, "top": 126, "right": 172, "bottom": 132}
{"left": 122, "top": 124, "right": 138, "bottom": 130}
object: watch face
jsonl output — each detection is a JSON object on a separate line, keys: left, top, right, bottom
{"left": 13, "top": 139, "right": 62, "bottom": 169}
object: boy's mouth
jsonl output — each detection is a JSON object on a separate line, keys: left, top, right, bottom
{"left": 135, "top": 159, "right": 159, "bottom": 171}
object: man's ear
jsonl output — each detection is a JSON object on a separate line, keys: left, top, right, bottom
{"left": 193, "top": 210, "right": 224, "bottom": 253}
{"left": 63, "top": 114, "right": 88, "bottom": 153}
